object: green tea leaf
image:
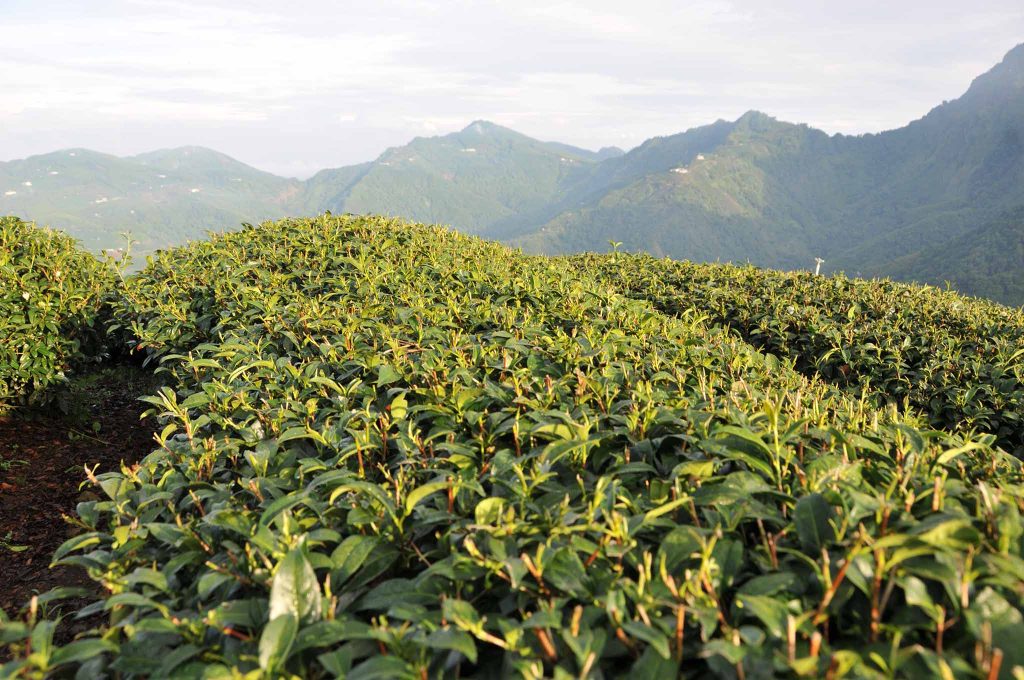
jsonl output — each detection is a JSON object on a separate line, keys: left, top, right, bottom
{"left": 794, "top": 493, "right": 835, "bottom": 553}
{"left": 269, "top": 547, "right": 322, "bottom": 623}
{"left": 258, "top": 614, "right": 298, "bottom": 672}
{"left": 426, "top": 628, "right": 478, "bottom": 663}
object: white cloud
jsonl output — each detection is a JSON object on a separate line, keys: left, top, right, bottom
{"left": 0, "top": 0, "right": 1022, "bottom": 175}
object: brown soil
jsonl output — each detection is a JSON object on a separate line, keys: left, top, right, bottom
{"left": 0, "top": 366, "right": 158, "bottom": 619}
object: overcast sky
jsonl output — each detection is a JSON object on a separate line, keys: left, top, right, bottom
{"left": 2, "top": 1, "right": 1022, "bottom": 177}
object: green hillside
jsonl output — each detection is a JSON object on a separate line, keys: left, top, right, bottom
{"left": 515, "top": 44, "right": 1024, "bottom": 301}
{"left": 1, "top": 123, "right": 615, "bottom": 254}
{"left": 0, "top": 147, "right": 302, "bottom": 256}
{"left": 489, "top": 118, "right": 739, "bottom": 242}
{"left": 515, "top": 112, "right": 836, "bottom": 267}
{"left": 314, "top": 121, "right": 606, "bottom": 235}
{"left": 880, "top": 206, "right": 1024, "bottom": 305}
{"left": 2, "top": 215, "right": 1023, "bottom": 678}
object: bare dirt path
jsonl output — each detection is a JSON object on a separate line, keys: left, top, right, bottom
{"left": 0, "top": 367, "right": 157, "bottom": 618}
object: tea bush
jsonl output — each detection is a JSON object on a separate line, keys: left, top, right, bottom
{"left": 0, "top": 217, "right": 113, "bottom": 412}
{"left": 2, "top": 216, "right": 1022, "bottom": 679}
{"left": 574, "top": 253, "right": 1024, "bottom": 457}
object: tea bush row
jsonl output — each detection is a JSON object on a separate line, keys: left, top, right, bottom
{"left": 0, "top": 217, "right": 113, "bottom": 412}
{"left": 573, "top": 253, "right": 1024, "bottom": 456}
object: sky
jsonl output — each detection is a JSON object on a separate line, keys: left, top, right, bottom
{"left": 2, "top": 1, "right": 1023, "bottom": 178}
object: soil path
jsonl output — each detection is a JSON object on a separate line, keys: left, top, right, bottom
{"left": 0, "top": 367, "right": 157, "bottom": 616}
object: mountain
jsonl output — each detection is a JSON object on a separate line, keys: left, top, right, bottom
{"left": 1, "top": 122, "right": 615, "bottom": 258}
{"left": 513, "top": 113, "right": 833, "bottom": 265}
{"left": 2, "top": 44, "right": 1023, "bottom": 303}
{"left": 880, "top": 206, "right": 1024, "bottom": 304}
{"left": 514, "top": 43, "right": 1024, "bottom": 302}
{"left": 828, "top": 44, "right": 1024, "bottom": 275}
{"left": 305, "top": 121, "right": 604, "bottom": 235}
{"left": 0, "top": 147, "right": 301, "bottom": 255}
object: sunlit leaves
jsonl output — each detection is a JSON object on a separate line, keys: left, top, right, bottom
{"left": 269, "top": 546, "right": 323, "bottom": 623}
{"left": 577, "top": 251, "right": 1024, "bottom": 455}
{"left": 0, "top": 217, "right": 113, "bottom": 411}
{"left": 6, "top": 215, "right": 1022, "bottom": 679}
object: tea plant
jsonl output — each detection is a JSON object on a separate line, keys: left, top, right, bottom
{"left": 0, "top": 217, "right": 113, "bottom": 412}
{"left": 574, "top": 253, "right": 1024, "bottom": 456}
{"left": 2, "top": 216, "right": 1022, "bottom": 679}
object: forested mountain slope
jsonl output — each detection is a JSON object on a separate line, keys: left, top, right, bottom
{"left": 0, "top": 147, "right": 302, "bottom": 254}
{"left": 307, "top": 121, "right": 610, "bottom": 235}
{"left": 515, "top": 43, "right": 1024, "bottom": 303}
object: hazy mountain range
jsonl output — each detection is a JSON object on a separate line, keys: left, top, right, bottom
{"left": 3, "top": 44, "right": 1023, "bottom": 304}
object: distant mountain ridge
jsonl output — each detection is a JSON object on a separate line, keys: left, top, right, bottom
{"left": 305, "top": 120, "right": 614, "bottom": 236}
{"left": 0, "top": 146, "right": 301, "bottom": 255}
{"left": 3, "top": 43, "right": 1023, "bottom": 304}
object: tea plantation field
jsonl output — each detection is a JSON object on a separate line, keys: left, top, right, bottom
{"left": 2, "top": 214, "right": 1023, "bottom": 679}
